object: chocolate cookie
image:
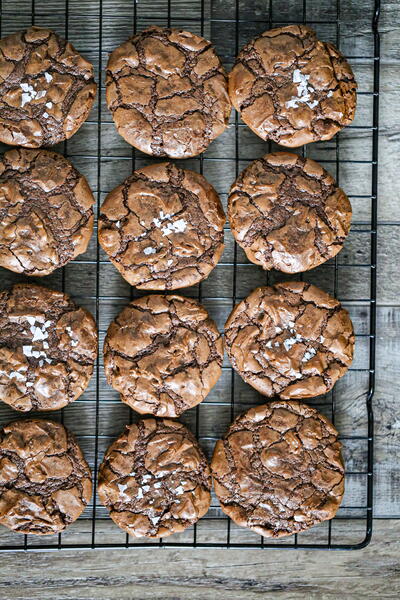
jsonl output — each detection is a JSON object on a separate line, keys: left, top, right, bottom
{"left": 104, "top": 294, "right": 223, "bottom": 417}
{"left": 228, "top": 152, "right": 352, "bottom": 273}
{"left": 0, "top": 148, "right": 95, "bottom": 276}
{"left": 0, "top": 284, "right": 98, "bottom": 412}
{"left": 0, "top": 419, "right": 92, "bottom": 535}
{"left": 211, "top": 401, "right": 344, "bottom": 538}
{"left": 98, "top": 418, "right": 211, "bottom": 538}
{"left": 106, "top": 26, "right": 231, "bottom": 158}
{"left": 0, "top": 26, "right": 96, "bottom": 148}
{"left": 229, "top": 25, "right": 357, "bottom": 147}
{"left": 225, "top": 282, "right": 354, "bottom": 399}
{"left": 98, "top": 162, "right": 225, "bottom": 290}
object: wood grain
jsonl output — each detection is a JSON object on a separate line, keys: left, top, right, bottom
{"left": 0, "top": 519, "right": 399, "bottom": 599}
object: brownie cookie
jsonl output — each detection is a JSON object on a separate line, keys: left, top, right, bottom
{"left": 228, "top": 152, "right": 352, "bottom": 273}
{"left": 0, "top": 148, "right": 95, "bottom": 276}
{"left": 106, "top": 26, "right": 231, "bottom": 158}
{"left": 104, "top": 294, "right": 223, "bottom": 417}
{"left": 0, "top": 26, "right": 96, "bottom": 148}
{"left": 98, "top": 162, "right": 225, "bottom": 290}
{"left": 229, "top": 25, "right": 357, "bottom": 147}
{"left": 0, "top": 284, "right": 98, "bottom": 412}
{"left": 0, "top": 419, "right": 92, "bottom": 535}
{"left": 211, "top": 401, "right": 344, "bottom": 538}
{"left": 225, "top": 282, "right": 354, "bottom": 399}
{"left": 98, "top": 418, "right": 211, "bottom": 538}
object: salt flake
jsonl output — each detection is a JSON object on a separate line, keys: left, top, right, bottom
{"left": 161, "top": 225, "right": 173, "bottom": 235}
{"left": 283, "top": 337, "right": 298, "bottom": 352}
{"left": 286, "top": 69, "right": 319, "bottom": 110}
{"left": 118, "top": 483, "right": 127, "bottom": 494}
{"left": 32, "top": 327, "right": 48, "bottom": 342}
{"left": 20, "top": 83, "right": 37, "bottom": 107}
{"left": 9, "top": 371, "right": 24, "bottom": 381}
{"left": 302, "top": 348, "right": 317, "bottom": 363}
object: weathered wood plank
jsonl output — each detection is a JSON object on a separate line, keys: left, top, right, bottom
{"left": 0, "top": 520, "right": 399, "bottom": 599}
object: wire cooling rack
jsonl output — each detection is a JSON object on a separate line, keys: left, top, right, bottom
{"left": 0, "top": 0, "right": 380, "bottom": 551}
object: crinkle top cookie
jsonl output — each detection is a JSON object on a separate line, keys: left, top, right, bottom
{"left": 225, "top": 281, "right": 354, "bottom": 399}
{"left": 212, "top": 401, "right": 344, "bottom": 538}
{"left": 106, "top": 26, "right": 231, "bottom": 157}
{"left": 0, "top": 148, "right": 94, "bottom": 276}
{"left": 0, "top": 26, "right": 96, "bottom": 147}
{"left": 228, "top": 152, "right": 352, "bottom": 273}
{"left": 229, "top": 25, "right": 357, "bottom": 146}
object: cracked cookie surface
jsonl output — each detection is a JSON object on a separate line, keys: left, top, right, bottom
{"left": 228, "top": 152, "right": 352, "bottom": 273}
{"left": 211, "top": 401, "right": 344, "bottom": 538}
{"left": 98, "top": 418, "right": 211, "bottom": 538}
{"left": 106, "top": 26, "right": 231, "bottom": 158}
{"left": 0, "top": 284, "right": 98, "bottom": 411}
{"left": 104, "top": 294, "right": 223, "bottom": 418}
{"left": 98, "top": 162, "right": 225, "bottom": 290}
{"left": 0, "top": 419, "right": 92, "bottom": 535}
{"left": 0, "top": 148, "right": 95, "bottom": 276}
{"left": 225, "top": 282, "right": 354, "bottom": 399}
{"left": 229, "top": 25, "right": 357, "bottom": 146}
{"left": 0, "top": 26, "right": 96, "bottom": 147}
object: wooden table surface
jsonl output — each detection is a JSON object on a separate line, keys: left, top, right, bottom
{"left": 0, "top": 0, "right": 399, "bottom": 598}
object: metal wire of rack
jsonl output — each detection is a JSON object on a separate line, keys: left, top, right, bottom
{"left": 0, "top": 0, "right": 380, "bottom": 551}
